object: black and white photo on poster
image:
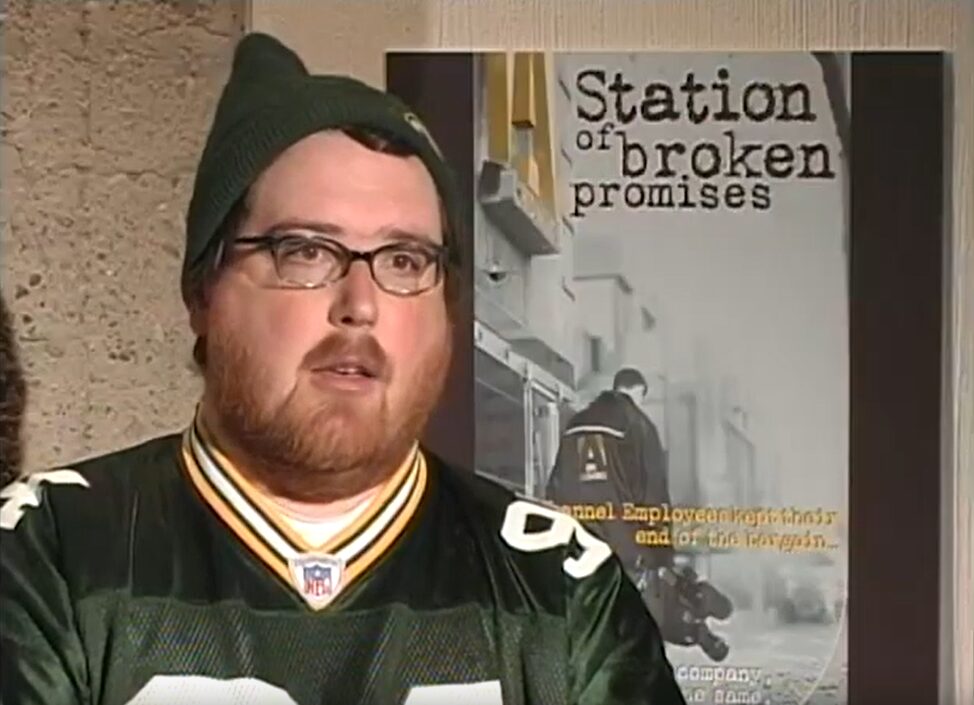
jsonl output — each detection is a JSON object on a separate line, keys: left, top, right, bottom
{"left": 469, "top": 52, "right": 849, "bottom": 705}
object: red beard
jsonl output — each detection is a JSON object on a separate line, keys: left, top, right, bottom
{"left": 202, "top": 324, "right": 451, "bottom": 503}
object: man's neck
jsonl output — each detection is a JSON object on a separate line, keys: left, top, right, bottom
{"left": 196, "top": 402, "right": 407, "bottom": 522}
{"left": 269, "top": 484, "right": 382, "bottom": 522}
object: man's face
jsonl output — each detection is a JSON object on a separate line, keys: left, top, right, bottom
{"left": 194, "top": 130, "right": 451, "bottom": 502}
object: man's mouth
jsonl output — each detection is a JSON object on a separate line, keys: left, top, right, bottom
{"left": 324, "top": 362, "right": 375, "bottom": 378}
{"left": 310, "top": 356, "right": 382, "bottom": 391}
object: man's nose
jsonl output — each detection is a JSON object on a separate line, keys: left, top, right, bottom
{"left": 327, "top": 261, "right": 378, "bottom": 328}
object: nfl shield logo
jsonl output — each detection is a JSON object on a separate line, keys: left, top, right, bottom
{"left": 288, "top": 554, "right": 345, "bottom": 609}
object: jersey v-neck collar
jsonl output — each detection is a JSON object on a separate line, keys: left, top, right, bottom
{"left": 178, "top": 414, "right": 427, "bottom": 610}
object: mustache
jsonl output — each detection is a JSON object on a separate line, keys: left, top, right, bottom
{"left": 301, "top": 334, "right": 390, "bottom": 380}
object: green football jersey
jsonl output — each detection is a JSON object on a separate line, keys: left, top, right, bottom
{"left": 0, "top": 417, "right": 686, "bottom": 705}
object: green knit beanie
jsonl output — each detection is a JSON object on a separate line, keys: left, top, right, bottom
{"left": 181, "top": 32, "right": 463, "bottom": 305}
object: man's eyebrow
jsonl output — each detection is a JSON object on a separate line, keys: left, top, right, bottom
{"left": 265, "top": 219, "right": 438, "bottom": 244}
{"left": 382, "top": 228, "right": 440, "bottom": 246}
{"left": 265, "top": 219, "right": 344, "bottom": 235}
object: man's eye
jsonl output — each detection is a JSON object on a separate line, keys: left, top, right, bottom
{"left": 282, "top": 241, "right": 328, "bottom": 262}
{"left": 389, "top": 251, "right": 426, "bottom": 271}
{"left": 296, "top": 245, "right": 322, "bottom": 260}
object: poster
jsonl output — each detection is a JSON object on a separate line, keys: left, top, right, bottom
{"left": 466, "top": 52, "right": 849, "bottom": 705}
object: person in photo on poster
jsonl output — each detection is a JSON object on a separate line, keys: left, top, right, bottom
{"left": 0, "top": 31, "right": 688, "bottom": 705}
{"left": 546, "top": 366, "right": 734, "bottom": 663}
{"left": 548, "top": 366, "right": 675, "bottom": 573}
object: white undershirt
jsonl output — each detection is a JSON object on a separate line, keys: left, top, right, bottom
{"left": 281, "top": 496, "right": 374, "bottom": 547}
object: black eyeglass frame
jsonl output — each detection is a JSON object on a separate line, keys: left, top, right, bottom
{"left": 229, "top": 233, "right": 449, "bottom": 296}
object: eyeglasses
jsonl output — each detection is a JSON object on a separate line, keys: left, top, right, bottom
{"left": 231, "top": 232, "right": 447, "bottom": 296}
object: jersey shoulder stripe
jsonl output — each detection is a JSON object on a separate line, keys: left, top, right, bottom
{"left": 0, "top": 433, "right": 183, "bottom": 535}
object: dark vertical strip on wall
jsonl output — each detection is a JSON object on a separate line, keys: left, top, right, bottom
{"left": 849, "top": 52, "right": 945, "bottom": 704}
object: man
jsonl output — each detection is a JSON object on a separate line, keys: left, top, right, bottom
{"left": 547, "top": 367, "right": 674, "bottom": 573}
{"left": 0, "top": 34, "right": 685, "bottom": 705}
{"left": 0, "top": 293, "right": 27, "bottom": 487}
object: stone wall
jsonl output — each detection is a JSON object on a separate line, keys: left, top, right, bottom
{"left": 0, "top": 0, "right": 246, "bottom": 472}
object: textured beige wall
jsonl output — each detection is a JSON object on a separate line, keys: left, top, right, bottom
{"left": 0, "top": 0, "right": 246, "bottom": 471}
{"left": 0, "top": 0, "right": 969, "bottom": 697}
{"left": 249, "top": 0, "right": 973, "bottom": 701}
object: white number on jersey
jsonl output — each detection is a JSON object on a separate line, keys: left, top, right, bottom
{"left": 125, "top": 675, "right": 503, "bottom": 705}
{"left": 125, "top": 676, "right": 297, "bottom": 705}
{"left": 403, "top": 680, "right": 503, "bottom": 704}
{"left": 499, "top": 499, "right": 612, "bottom": 579}
{"left": 0, "top": 469, "right": 89, "bottom": 531}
